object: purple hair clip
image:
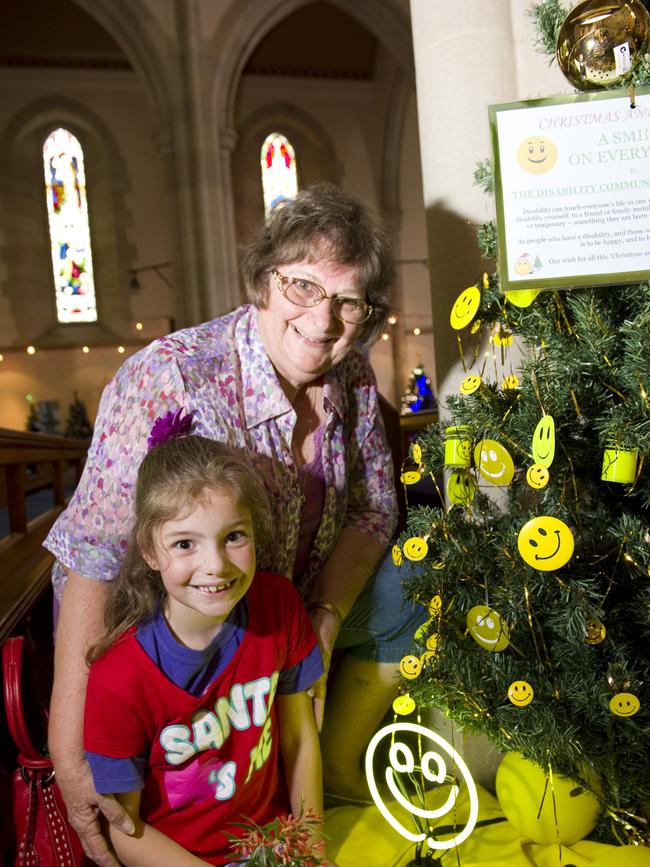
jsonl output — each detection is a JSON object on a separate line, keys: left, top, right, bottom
{"left": 147, "top": 408, "right": 196, "bottom": 450}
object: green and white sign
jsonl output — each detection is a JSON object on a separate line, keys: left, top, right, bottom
{"left": 489, "top": 87, "right": 650, "bottom": 293}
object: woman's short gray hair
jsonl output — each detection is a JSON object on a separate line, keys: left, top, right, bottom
{"left": 239, "top": 182, "right": 395, "bottom": 347}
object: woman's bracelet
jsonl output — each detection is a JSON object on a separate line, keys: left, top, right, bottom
{"left": 306, "top": 600, "right": 344, "bottom": 626}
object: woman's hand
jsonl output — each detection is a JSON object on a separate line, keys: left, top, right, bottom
{"left": 306, "top": 606, "right": 340, "bottom": 731}
{"left": 56, "top": 756, "right": 134, "bottom": 867}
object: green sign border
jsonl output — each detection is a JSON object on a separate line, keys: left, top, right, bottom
{"left": 489, "top": 86, "right": 650, "bottom": 294}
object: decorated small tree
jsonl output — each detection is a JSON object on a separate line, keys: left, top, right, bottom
{"left": 64, "top": 391, "right": 93, "bottom": 439}
{"left": 400, "top": 363, "right": 437, "bottom": 415}
{"left": 396, "top": 0, "right": 650, "bottom": 848}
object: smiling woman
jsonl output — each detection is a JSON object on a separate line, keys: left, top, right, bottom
{"left": 44, "top": 182, "right": 427, "bottom": 863}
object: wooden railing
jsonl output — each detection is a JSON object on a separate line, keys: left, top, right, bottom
{"left": 0, "top": 428, "right": 88, "bottom": 641}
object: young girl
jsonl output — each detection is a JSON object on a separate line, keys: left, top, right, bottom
{"left": 83, "top": 431, "right": 327, "bottom": 866}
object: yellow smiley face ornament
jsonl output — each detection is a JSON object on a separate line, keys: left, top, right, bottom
{"left": 399, "top": 654, "right": 423, "bottom": 680}
{"left": 609, "top": 692, "right": 640, "bottom": 717}
{"left": 460, "top": 374, "right": 482, "bottom": 395}
{"left": 403, "top": 537, "right": 429, "bottom": 562}
{"left": 526, "top": 463, "right": 549, "bottom": 490}
{"left": 393, "top": 693, "right": 416, "bottom": 716}
{"left": 467, "top": 605, "right": 510, "bottom": 652}
{"left": 474, "top": 440, "right": 515, "bottom": 486}
{"left": 532, "top": 415, "right": 556, "bottom": 468}
{"left": 508, "top": 681, "right": 534, "bottom": 707}
{"left": 450, "top": 286, "right": 481, "bottom": 330}
{"left": 447, "top": 470, "right": 476, "bottom": 505}
{"left": 518, "top": 516, "right": 574, "bottom": 571}
{"left": 400, "top": 467, "right": 422, "bottom": 485}
{"left": 391, "top": 544, "right": 403, "bottom": 567}
{"left": 411, "top": 443, "right": 422, "bottom": 464}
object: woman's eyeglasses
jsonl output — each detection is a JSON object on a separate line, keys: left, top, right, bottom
{"left": 272, "top": 270, "right": 373, "bottom": 325}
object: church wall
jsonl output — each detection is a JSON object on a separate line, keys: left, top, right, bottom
{"left": 0, "top": 68, "right": 172, "bottom": 430}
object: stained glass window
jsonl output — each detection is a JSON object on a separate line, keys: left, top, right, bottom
{"left": 43, "top": 128, "right": 97, "bottom": 323}
{"left": 261, "top": 132, "right": 298, "bottom": 220}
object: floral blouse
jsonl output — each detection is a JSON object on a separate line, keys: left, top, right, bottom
{"left": 45, "top": 304, "right": 398, "bottom": 600}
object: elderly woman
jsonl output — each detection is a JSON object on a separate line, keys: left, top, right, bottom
{"left": 45, "top": 182, "right": 423, "bottom": 866}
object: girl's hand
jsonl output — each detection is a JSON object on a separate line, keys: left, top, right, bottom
{"left": 306, "top": 607, "right": 340, "bottom": 731}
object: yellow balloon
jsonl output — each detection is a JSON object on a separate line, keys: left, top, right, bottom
{"left": 518, "top": 516, "right": 574, "bottom": 571}
{"left": 474, "top": 439, "right": 515, "bottom": 486}
{"left": 495, "top": 752, "right": 601, "bottom": 845}
{"left": 506, "top": 288, "right": 540, "bottom": 308}
{"left": 532, "top": 415, "right": 556, "bottom": 468}
{"left": 591, "top": 846, "right": 650, "bottom": 867}
{"left": 467, "top": 605, "right": 509, "bottom": 652}
{"left": 450, "top": 286, "right": 480, "bottom": 330}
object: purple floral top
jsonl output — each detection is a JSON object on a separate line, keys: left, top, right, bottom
{"left": 45, "top": 305, "right": 397, "bottom": 600}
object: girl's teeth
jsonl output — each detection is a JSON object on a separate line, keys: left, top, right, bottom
{"left": 196, "top": 581, "right": 233, "bottom": 594}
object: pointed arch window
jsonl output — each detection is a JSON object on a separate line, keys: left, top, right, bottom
{"left": 261, "top": 132, "right": 298, "bottom": 220}
{"left": 43, "top": 127, "right": 97, "bottom": 323}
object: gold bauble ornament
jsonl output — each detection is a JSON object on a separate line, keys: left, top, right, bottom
{"left": 556, "top": 1, "right": 650, "bottom": 91}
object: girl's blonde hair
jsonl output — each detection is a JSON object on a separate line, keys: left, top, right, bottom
{"left": 87, "top": 435, "right": 271, "bottom": 663}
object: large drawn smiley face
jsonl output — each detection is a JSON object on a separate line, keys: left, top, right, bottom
{"left": 518, "top": 516, "right": 574, "bottom": 571}
{"left": 467, "top": 605, "right": 510, "bottom": 652}
{"left": 365, "top": 723, "right": 479, "bottom": 851}
{"left": 474, "top": 439, "right": 515, "bottom": 486}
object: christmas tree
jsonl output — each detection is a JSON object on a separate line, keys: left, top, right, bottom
{"left": 64, "top": 391, "right": 93, "bottom": 439}
{"left": 400, "top": 363, "right": 437, "bottom": 415}
{"left": 397, "top": 1, "right": 650, "bottom": 846}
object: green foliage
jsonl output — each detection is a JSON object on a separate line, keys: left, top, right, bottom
{"left": 473, "top": 159, "right": 494, "bottom": 195}
{"left": 529, "top": 0, "right": 568, "bottom": 59}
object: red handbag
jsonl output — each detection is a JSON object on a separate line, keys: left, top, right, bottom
{"left": 2, "top": 636, "right": 86, "bottom": 866}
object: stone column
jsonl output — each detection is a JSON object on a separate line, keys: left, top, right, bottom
{"left": 407, "top": 0, "right": 567, "bottom": 791}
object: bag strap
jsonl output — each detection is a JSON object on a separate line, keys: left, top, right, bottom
{"left": 2, "top": 636, "right": 52, "bottom": 769}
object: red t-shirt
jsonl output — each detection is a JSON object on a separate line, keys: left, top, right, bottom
{"left": 85, "top": 572, "right": 318, "bottom": 865}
